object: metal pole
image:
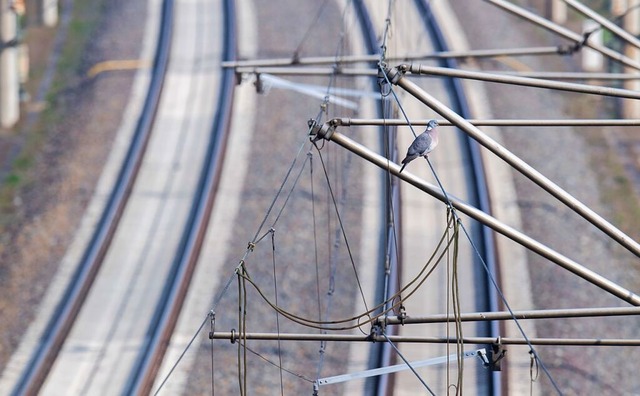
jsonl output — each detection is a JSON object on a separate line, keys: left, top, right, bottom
{"left": 222, "top": 46, "right": 565, "bottom": 68}
{"left": 549, "top": 0, "right": 567, "bottom": 23}
{"left": 211, "top": 331, "right": 640, "bottom": 346}
{"left": 485, "top": 71, "right": 640, "bottom": 80}
{"left": 0, "top": 0, "right": 19, "bottom": 128}
{"left": 36, "top": 0, "right": 58, "bottom": 27}
{"left": 485, "top": 0, "right": 640, "bottom": 71}
{"left": 235, "top": 66, "right": 377, "bottom": 76}
{"left": 624, "top": 0, "right": 640, "bottom": 118}
{"left": 331, "top": 117, "right": 640, "bottom": 127}
{"left": 387, "top": 65, "right": 640, "bottom": 260}
{"left": 309, "top": 124, "right": 640, "bottom": 306}
{"left": 378, "top": 306, "right": 640, "bottom": 325}
{"left": 237, "top": 66, "right": 640, "bottom": 87}
{"left": 315, "top": 350, "right": 482, "bottom": 387}
{"left": 237, "top": 66, "right": 640, "bottom": 86}
{"left": 405, "top": 64, "right": 640, "bottom": 99}
{"left": 561, "top": 0, "right": 640, "bottom": 51}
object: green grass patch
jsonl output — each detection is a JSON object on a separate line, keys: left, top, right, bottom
{"left": 0, "top": 0, "right": 107, "bottom": 222}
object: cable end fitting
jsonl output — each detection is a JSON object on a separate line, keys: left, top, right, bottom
{"left": 383, "top": 65, "right": 405, "bottom": 85}
{"left": 308, "top": 119, "right": 336, "bottom": 142}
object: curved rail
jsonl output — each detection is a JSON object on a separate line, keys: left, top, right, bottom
{"left": 413, "top": 1, "right": 501, "bottom": 395}
{"left": 353, "top": 1, "right": 500, "bottom": 394}
{"left": 11, "top": 1, "right": 174, "bottom": 394}
{"left": 123, "top": 0, "right": 237, "bottom": 394}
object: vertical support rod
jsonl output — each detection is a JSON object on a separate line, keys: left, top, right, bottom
{"left": 623, "top": 0, "right": 640, "bottom": 118}
{"left": 41, "top": 0, "right": 59, "bottom": 27}
{"left": 0, "top": 0, "right": 19, "bottom": 128}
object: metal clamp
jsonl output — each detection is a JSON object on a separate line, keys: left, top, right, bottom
{"left": 308, "top": 119, "right": 335, "bottom": 142}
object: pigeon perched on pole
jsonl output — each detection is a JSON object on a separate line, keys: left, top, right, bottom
{"left": 399, "top": 119, "right": 439, "bottom": 173}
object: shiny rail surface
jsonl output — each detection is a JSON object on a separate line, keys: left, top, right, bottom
{"left": 124, "top": 0, "right": 237, "bottom": 394}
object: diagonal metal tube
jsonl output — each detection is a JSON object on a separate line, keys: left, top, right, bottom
{"left": 387, "top": 65, "right": 640, "bottom": 260}
{"left": 485, "top": 0, "right": 640, "bottom": 71}
{"left": 560, "top": 0, "right": 640, "bottom": 51}
{"left": 406, "top": 64, "right": 640, "bottom": 99}
{"left": 330, "top": 117, "right": 640, "bottom": 127}
{"left": 309, "top": 123, "right": 640, "bottom": 306}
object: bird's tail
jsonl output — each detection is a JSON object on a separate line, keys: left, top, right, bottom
{"left": 399, "top": 163, "right": 406, "bottom": 173}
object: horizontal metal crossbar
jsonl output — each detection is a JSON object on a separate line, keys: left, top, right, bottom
{"left": 329, "top": 117, "right": 640, "bottom": 127}
{"left": 211, "top": 331, "right": 640, "bottom": 346}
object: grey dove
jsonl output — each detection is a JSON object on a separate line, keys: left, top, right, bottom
{"left": 399, "top": 119, "right": 439, "bottom": 173}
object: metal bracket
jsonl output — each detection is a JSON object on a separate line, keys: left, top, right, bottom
{"left": 397, "top": 304, "right": 407, "bottom": 325}
{"left": 383, "top": 65, "right": 405, "bottom": 85}
{"left": 308, "top": 119, "right": 335, "bottom": 142}
{"left": 208, "top": 311, "right": 216, "bottom": 340}
{"left": 313, "top": 348, "right": 487, "bottom": 391}
{"left": 368, "top": 320, "right": 385, "bottom": 342}
{"left": 480, "top": 338, "right": 507, "bottom": 371}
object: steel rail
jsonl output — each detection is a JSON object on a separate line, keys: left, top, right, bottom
{"left": 405, "top": 64, "right": 640, "bottom": 99}
{"left": 377, "top": 306, "right": 640, "bottom": 325}
{"left": 349, "top": 1, "right": 395, "bottom": 394}
{"left": 330, "top": 117, "right": 640, "bottom": 127}
{"left": 10, "top": 1, "right": 175, "bottom": 394}
{"left": 211, "top": 331, "right": 640, "bottom": 346}
{"left": 413, "top": 1, "right": 501, "bottom": 394}
{"left": 388, "top": 65, "right": 640, "bottom": 259}
{"left": 310, "top": 124, "right": 640, "bottom": 306}
{"left": 560, "top": 0, "right": 640, "bottom": 51}
{"left": 123, "top": 0, "right": 237, "bottom": 395}
{"left": 484, "top": 0, "right": 640, "bottom": 71}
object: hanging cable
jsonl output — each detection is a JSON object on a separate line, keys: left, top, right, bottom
{"left": 382, "top": 331, "right": 435, "bottom": 395}
{"left": 271, "top": 149, "right": 313, "bottom": 228}
{"left": 457, "top": 220, "right": 563, "bottom": 395}
{"left": 236, "top": 269, "right": 244, "bottom": 396}
{"left": 209, "top": 311, "right": 215, "bottom": 396}
{"left": 235, "top": 262, "right": 250, "bottom": 396}
{"left": 376, "top": 50, "right": 564, "bottom": 392}
{"left": 451, "top": 211, "right": 464, "bottom": 394}
{"left": 529, "top": 349, "right": 539, "bottom": 396}
{"left": 235, "top": 214, "right": 456, "bottom": 331}
{"left": 292, "top": 0, "right": 331, "bottom": 62}
{"left": 313, "top": 143, "right": 370, "bottom": 314}
{"left": 379, "top": 0, "right": 395, "bottom": 62}
{"left": 252, "top": 139, "right": 311, "bottom": 243}
{"left": 313, "top": 6, "right": 356, "bottom": 378}
{"left": 152, "top": 312, "right": 211, "bottom": 396}
{"left": 240, "top": 341, "right": 315, "bottom": 383}
{"left": 270, "top": 229, "right": 285, "bottom": 396}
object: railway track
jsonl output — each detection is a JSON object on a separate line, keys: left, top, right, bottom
{"left": 6, "top": 0, "right": 236, "bottom": 394}
{"left": 352, "top": 1, "right": 500, "bottom": 394}
{"left": 3, "top": 1, "right": 510, "bottom": 394}
{"left": 11, "top": 0, "right": 173, "bottom": 393}
{"left": 192, "top": 1, "right": 502, "bottom": 394}
{"left": 124, "top": 0, "right": 237, "bottom": 393}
